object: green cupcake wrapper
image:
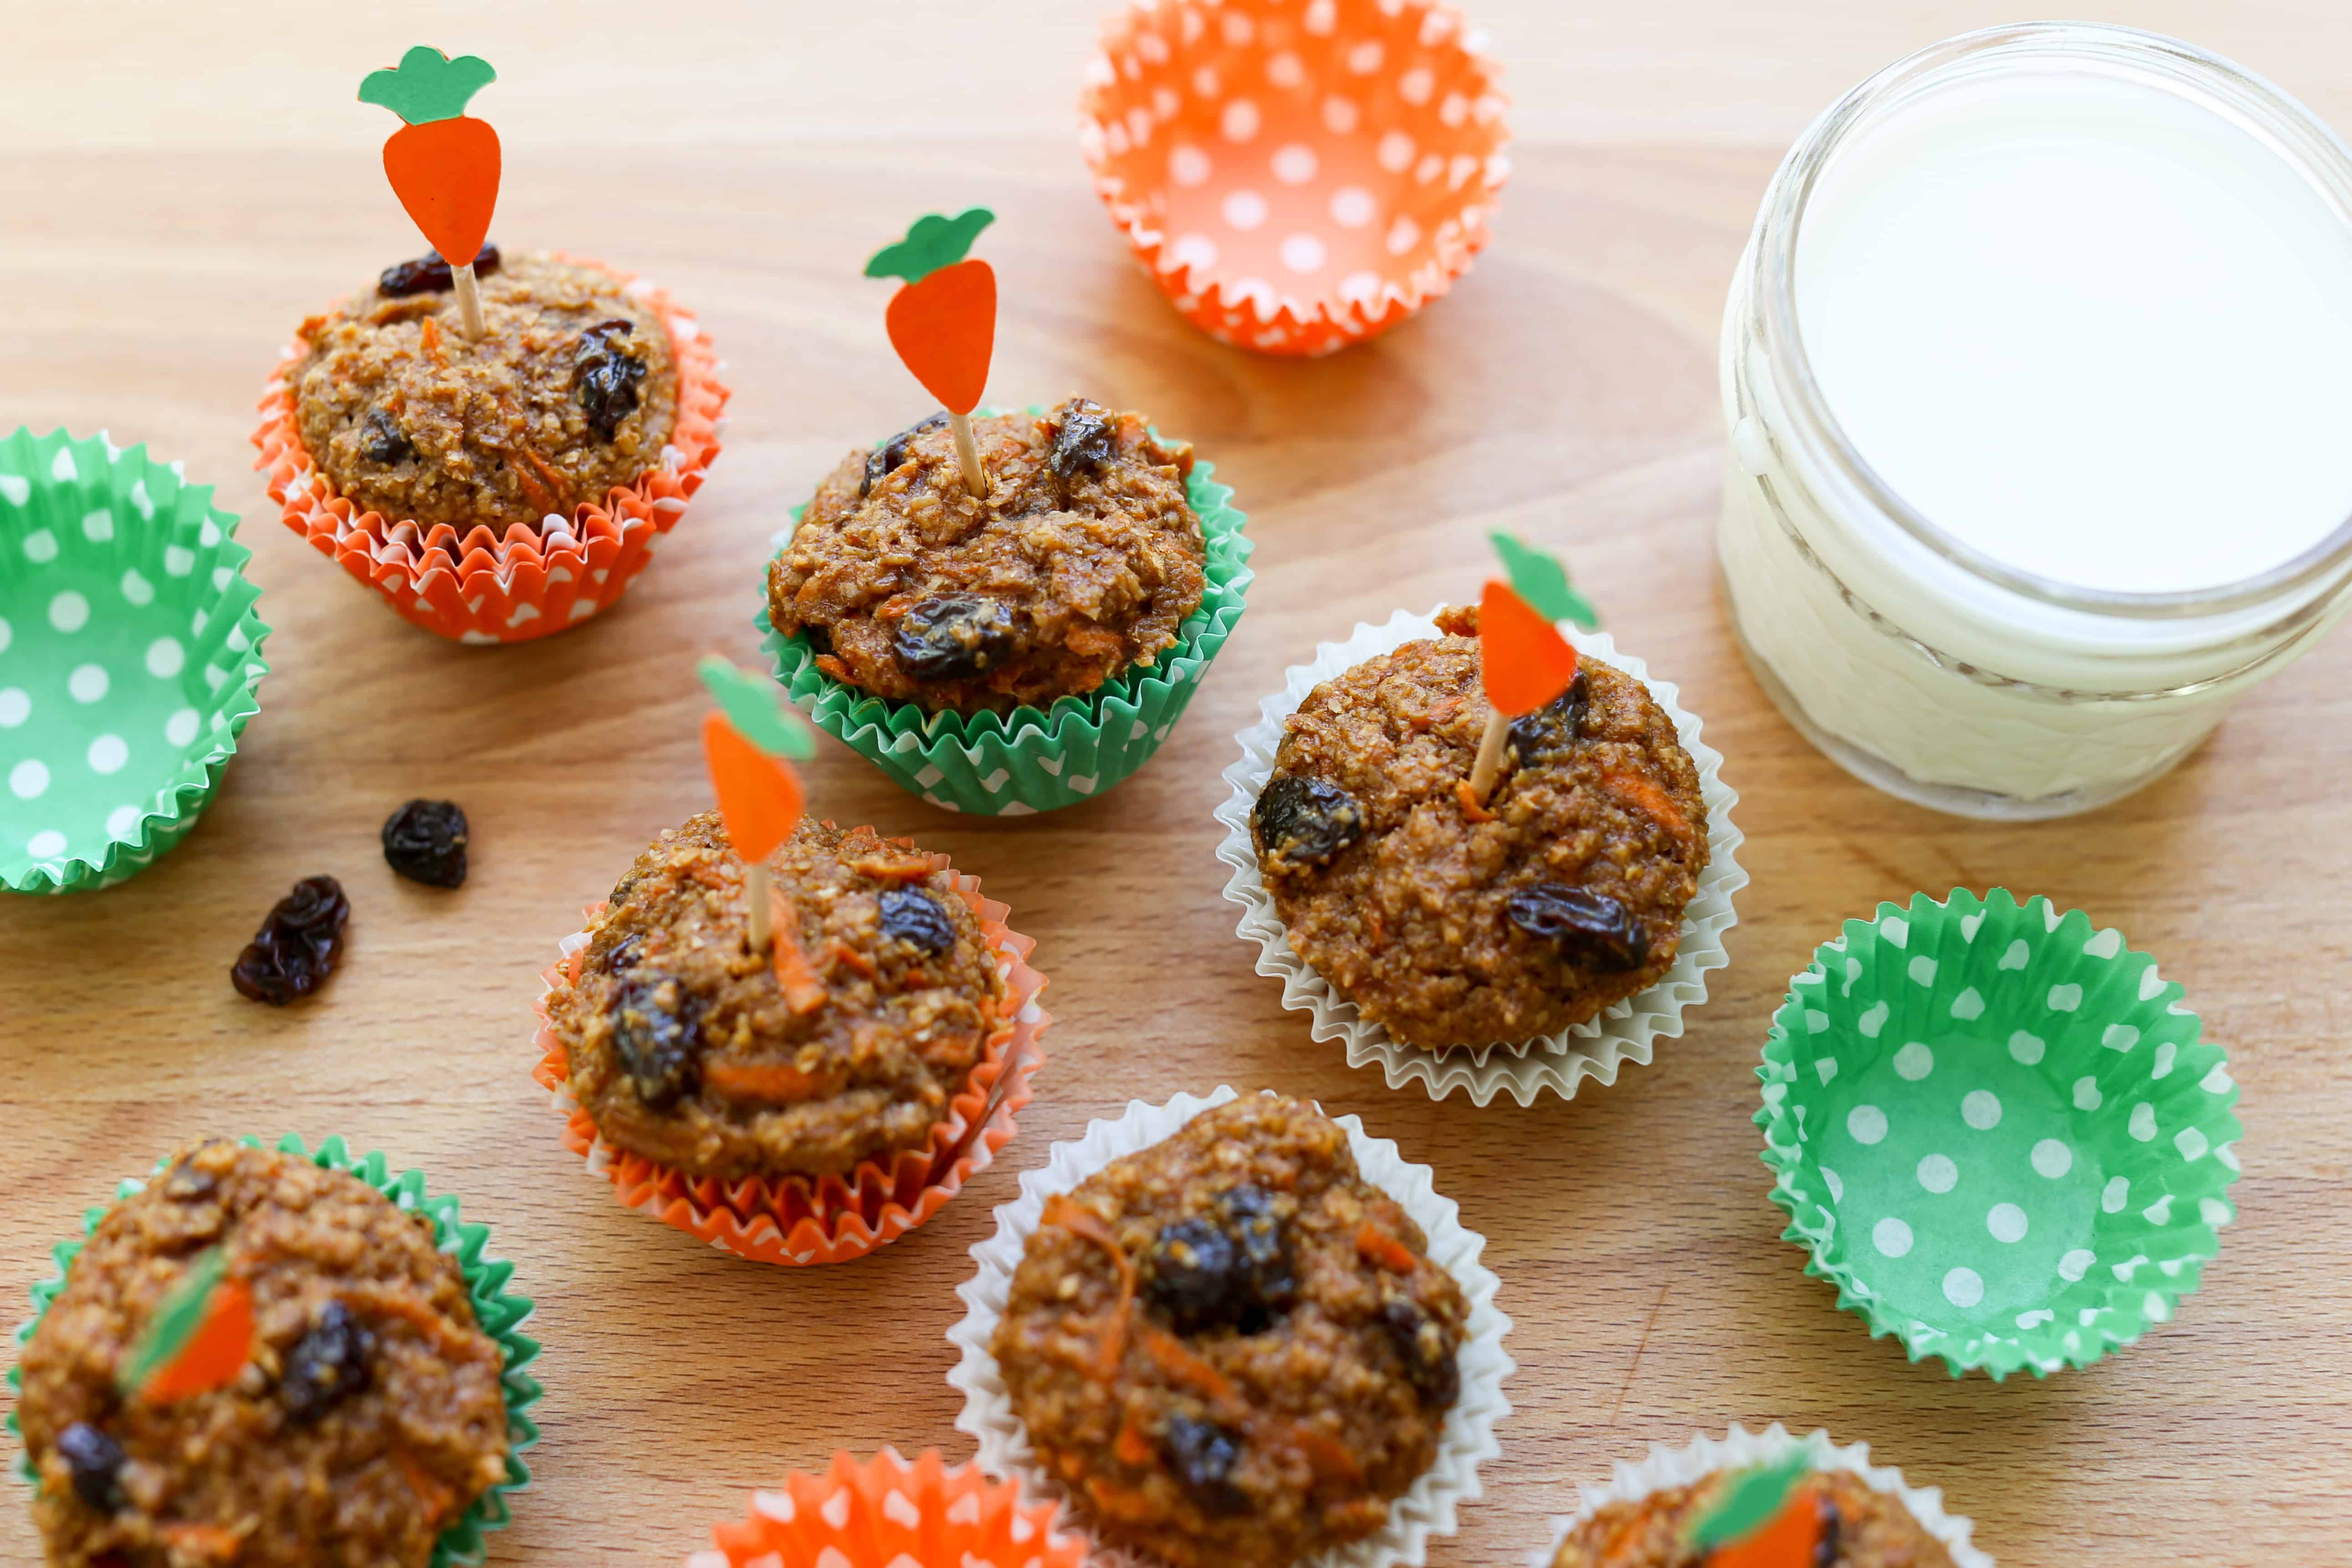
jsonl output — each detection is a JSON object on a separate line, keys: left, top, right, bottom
{"left": 9, "top": 1135, "right": 542, "bottom": 1567}
{"left": 1757, "top": 889, "right": 2243, "bottom": 1379}
{"left": 757, "top": 422, "right": 1252, "bottom": 815}
{"left": 0, "top": 428, "right": 270, "bottom": 894}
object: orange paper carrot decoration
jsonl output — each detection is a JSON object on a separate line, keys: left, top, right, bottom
{"left": 360, "top": 46, "right": 502, "bottom": 338}
{"left": 1691, "top": 1459, "right": 1825, "bottom": 1567}
{"left": 1466, "top": 579, "right": 1581, "bottom": 804}
{"left": 702, "top": 711, "right": 805, "bottom": 869}
{"left": 119, "top": 1247, "right": 255, "bottom": 1404}
{"left": 867, "top": 209, "right": 998, "bottom": 496}
{"left": 696, "top": 657, "right": 816, "bottom": 958}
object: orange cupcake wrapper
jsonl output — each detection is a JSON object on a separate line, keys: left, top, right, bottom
{"left": 687, "top": 1447, "right": 1091, "bottom": 1568}
{"left": 1080, "top": 0, "right": 1509, "bottom": 355}
{"left": 251, "top": 252, "right": 730, "bottom": 644}
{"left": 532, "top": 834, "right": 1048, "bottom": 1266}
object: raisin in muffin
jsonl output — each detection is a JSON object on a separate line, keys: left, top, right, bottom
{"left": 15, "top": 1141, "right": 511, "bottom": 1568}
{"left": 992, "top": 1095, "right": 1466, "bottom": 1568}
{"left": 288, "top": 250, "right": 678, "bottom": 534}
{"left": 1251, "top": 605, "right": 1707, "bottom": 1049}
{"left": 1550, "top": 1465, "right": 1960, "bottom": 1568}
{"left": 546, "top": 813, "right": 1008, "bottom": 1182}
{"left": 768, "top": 397, "right": 1206, "bottom": 714}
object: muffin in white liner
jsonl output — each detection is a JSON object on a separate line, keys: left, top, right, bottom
{"left": 947, "top": 1085, "right": 1513, "bottom": 1568}
{"left": 1539, "top": 1423, "right": 1992, "bottom": 1568}
{"left": 1215, "top": 609, "right": 1746, "bottom": 1106}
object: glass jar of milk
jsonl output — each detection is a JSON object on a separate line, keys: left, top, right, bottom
{"left": 1721, "top": 22, "right": 2352, "bottom": 818}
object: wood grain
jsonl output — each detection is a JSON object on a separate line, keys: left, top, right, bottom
{"left": 4, "top": 5, "right": 2350, "bottom": 1565}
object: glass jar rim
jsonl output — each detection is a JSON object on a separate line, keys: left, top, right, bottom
{"left": 1750, "top": 20, "right": 2352, "bottom": 621}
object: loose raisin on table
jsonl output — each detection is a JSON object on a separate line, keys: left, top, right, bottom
{"left": 610, "top": 976, "right": 703, "bottom": 1110}
{"left": 381, "top": 799, "right": 468, "bottom": 888}
{"left": 1046, "top": 398, "right": 1118, "bottom": 478}
{"left": 230, "top": 875, "right": 350, "bottom": 1005}
{"left": 1379, "top": 1295, "right": 1462, "bottom": 1407}
{"left": 1503, "top": 883, "right": 1648, "bottom": 971}
{"left": 377, "top": 243, "right": 502, "bottom": 298}
{"left": 574, "top": 318, "right": 648, "bottom": 441}
{"left": 55, "top": 1422, "right": 125, "bottom": 1513}
{"left": 1252, "top": 774, "right": 1365, "bottom": 871}
{"left": 892, "top": 592, "right": 1016, "bottom": 681}
{"left": 280, "top": 1300, "right": 376, "bottom": 1424}
{"left": 1158, "top": 1414, "right": 1247, "bottom": 1516}
{"left": 360, "top": 409, "right": 413, "bottom": 465}
{"left": 1507, "top": 671, "right": 1590, "bottom": 767}
{"left": 878, "top": 888, "right": 956, "bottom": 956}
{"left": 862, "top": 412, "right": 949, "bottom": 499}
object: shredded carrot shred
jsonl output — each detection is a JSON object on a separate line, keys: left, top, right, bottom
{"left": 1355, "top": 1222, "right": 1420, "bottom": 1275}
{"left": 849, "top": 856, "right": 936, "bottom": 883}
{"left": 769, "top": 894, "right": 829, "bottom": 1014}
{"left": 1141, "top": 1328, "right": 1241, "bottom": 1406}
{"left": 827, "top": 937, "right": 877, "bottom": 979}
{"left": 158, "top": 1524, "right": 243, "bottom": 1562}
{"left": 523, "top": 450, "right": 570, "bottom": 509}
{"left": 702, "top": 1059, "right": 825, "bottom": 1102}
{"left": 394, "top": 1449, "right": 456, "bottom": 1527}
{"left": 418, "top": 316, "right": 443, "bottom": 361}
{"left": 1601, "top": 770, "right": 1692, "bottom": 843}
{"left": 1454, "top": 780, "right": 1497, "bottom": 823}
{"left": 508, "top": 456, "right": 553, "bottom": 514}
{"left": 1282, "top": 1422, "right": 1365, "bottom": 1485}
{"left": 1114, "top": 1415, "right": 1155, "bottom": 1467}
{"left": 1042, "top": 1194, "right": 1135, "bottom": 1376}
{"left": 344, "top": 1286, "right": 489, "bottom": 1362}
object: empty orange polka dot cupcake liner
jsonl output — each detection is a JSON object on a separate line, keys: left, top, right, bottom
{"left": 531, "top": 840, "right": 1047, "bottom": 1266}
{"left": 251, "top": 252, "right": 729, "bottom": 645}
{"left": 685, "top": 1447, "right": 1091, "bottom": 1568}
{"left": 1081, "top": 0, "right": 1509, "bottom": 355}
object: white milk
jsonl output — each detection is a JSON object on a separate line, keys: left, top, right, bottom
{"left": 1719, "top": 25, "right": 2352, "bottom": 816}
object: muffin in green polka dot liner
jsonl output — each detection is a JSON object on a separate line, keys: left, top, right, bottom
{"left": 0, "top": 428, "right": 269, "bottom": 894}
{"left": 1756, "top": 889, "right": 2242, "bottom": 1379}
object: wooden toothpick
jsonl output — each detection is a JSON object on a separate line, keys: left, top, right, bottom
{"left": 1468, "top": 706, "right": 1511, "bottom": 804}
{"left": 744, "top": 861, "right": 773, "bottom": 953}
{"left": 948, "top": 411, "right": 988, "bottom": 498}
{"left": 451, "top": 260, "right": 486, "bottom": 339}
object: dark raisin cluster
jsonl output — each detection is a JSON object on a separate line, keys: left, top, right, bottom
{"left": 878, "top": 888, "right": 956, "bottom": 955}
{"left": 1378, "top": 1295, "right": 1462, "bottom": 1406}
{"left": 360, "top": 409, "right": 413, "bottom": 465}
{"left": 574, "top": 318, "right": 648, "bottom": 442}
{"left": 610, "top": 975, "right": 704, "bottom": 1110}
{"left": 1506, "top": 670, "right": 1590, "bottom": 768}
{"left": 1157, "top": 1413, "right": 1247, "bottom": 1515}
{"left": 1503, "top": 883, "right": 1648, "bottom": 971}
{"left": 230, "top": 875, "right": 350, "bottom": 1005}
{"left": 377, "top": 244, "right": 502, "bottom": 298}
{"left": 54, "top": 1422, "right": 125, "bottom": 1513}
{"left": 280, "top": 1300, "right": 376, "bottom": 1424}
{"left": 1252, "top": 774, "right": 1365, "bottom": 871}
{"left": 892, "top": 592, "right": 1016, "bottom": 681}
{"left": 860, "top": 412, "right": 948, "bottom": 499}
{"left": 1143, "top": 1183, "right": 1297, "bottom": 1336}
{"left": 381, "top": 799, "right": 469, "bottom": 888}
{"left": 1046, "top": 399, "right": 1118, "bottom": 478}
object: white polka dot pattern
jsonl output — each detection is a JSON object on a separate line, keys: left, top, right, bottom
{"left": 1759, "top": 889, "right": 2243, "bottom": 1378}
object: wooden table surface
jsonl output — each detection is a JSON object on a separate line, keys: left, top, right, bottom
{"left": 5, "top": 4, "right": 2348, "bottom": 1564}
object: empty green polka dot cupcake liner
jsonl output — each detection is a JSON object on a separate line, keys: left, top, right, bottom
{"left": 0, "top": 429, "right": 270, "bottom": 894}
{"left": 9, "top": 1134, "right": 542, "bottom": 1568}
{"left": 758, "top": 441, "right": 1251, "bottom": 816}
{"left": 1756, "top": 889, "right": 2242, "bottom": 1379}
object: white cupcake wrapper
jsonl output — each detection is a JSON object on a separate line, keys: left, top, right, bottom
{"left": 1538, "top": 1424, "right": 1993, "bottom": 1568}
{"left": 947, "top": 1085, "right": 1514, "bottom": 1568}
{"left": 1215, "top": 608, "right": 1747, "bottom": 1106}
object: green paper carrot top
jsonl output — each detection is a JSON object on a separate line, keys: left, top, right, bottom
{"left": 867, "top": 208, "right": 999, "bottom": 496}
{"left": 118, "top": 1246, "right": 256, "bottom": 1404}
{"left": 1687, "top": 1456, "right": 1824, "bottom": 1568}
{"left": 1490, "top": 530, "right": 1600, "bottom": 631}
{"left": 360, "top": 45, "right": 502, "bottom": 335}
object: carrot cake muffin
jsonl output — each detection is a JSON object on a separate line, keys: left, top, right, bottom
{"left": 1550, "top": 1466, "right": 1958, "bottom": 1568}
{"left": 1251, "top": 605, "right": 1707, "bottom": 1049}
{"left": 546, "top": 812, "right": 1007, "bottom": 1182}
{"left": 768, "top": 397, "right": 1207, "bottom": 714}
{"left": 992, "top": 1095, "right": 1465, "bottom": 1568}
{"left": 14, "top": 1141, "right": 510, "bottom": 1568}
{"left": 287, "top": 250, "right": 679, "bottom": 534}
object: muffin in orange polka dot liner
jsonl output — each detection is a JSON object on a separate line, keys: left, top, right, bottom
{"left": 531, "top": 838, "right": 1048, "bottom": 1267}
{"left": 685, "top": 1449, "right": 1091, "bottom": 1568}
{"left": 1081, "top": 0, "right": 1508, "bottom": 355}
{"left": 252, "top": 252, "right": 728, "bottom": 645}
